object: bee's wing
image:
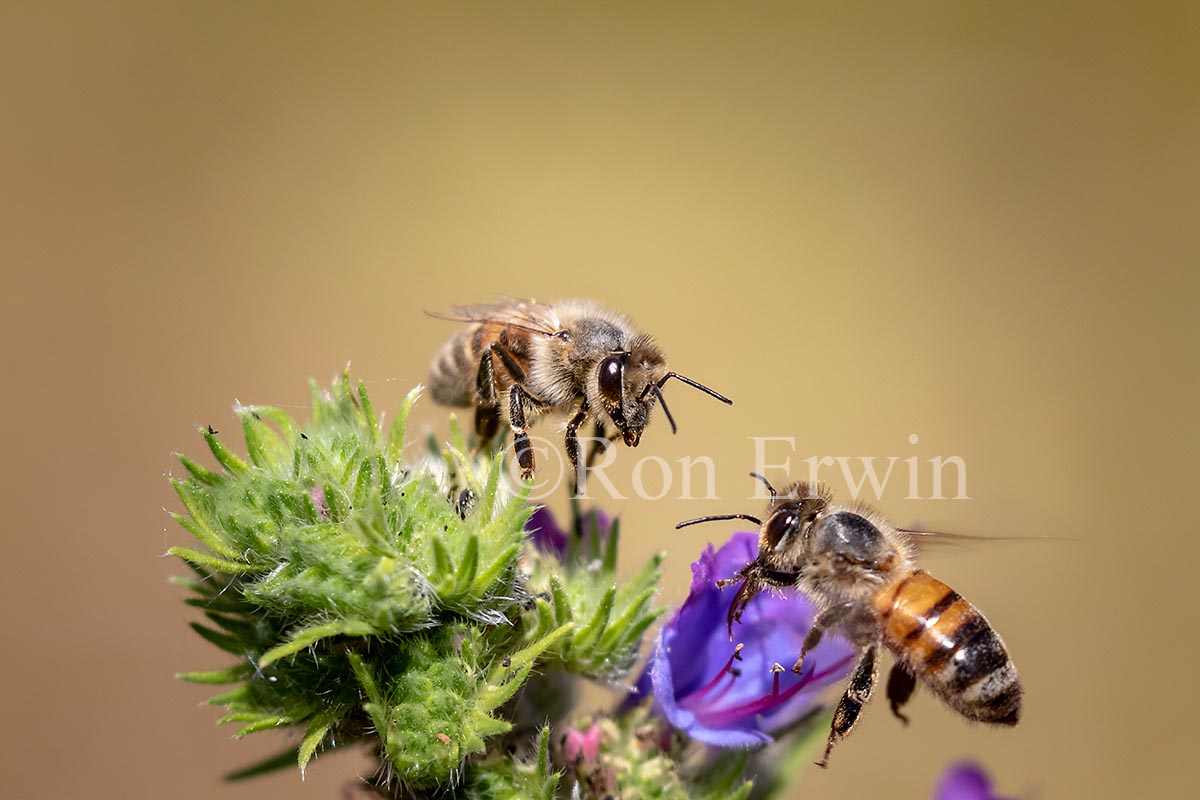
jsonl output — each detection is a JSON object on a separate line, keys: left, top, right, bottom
{"left": 898, "top": 527, "right": 1071, "bottom": 555}
{"left": 426, "top": 300, "right": 563, "bottom": 337}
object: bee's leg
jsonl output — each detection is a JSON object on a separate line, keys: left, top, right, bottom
{"left": 816, "top": 642, "right": 879, "bottom": 769}
{"left": 717, "top": 564, "right": 799, "bottom": 638}
{"left": 509, "top": 385, "right": 537, "bottom": 480}
{"left": 885, "top": 663, "right": 917, "bottom": 725}
{"left": 489, "top": 342, "right": 529, "bottom": 384}
{"left": 564, "top": 403, "right": 590, "bottom": 494}
{"left": 792, "top": 602, "right": 853, "bottom": 675}
{"left": 473, "top": 347, "right": 501, "bottom": 449}
{"left": 584, "top": 419, "right": 617, "bottom": 470}
{"left": 716, "top": 564, "right": 765, "bottom": 639}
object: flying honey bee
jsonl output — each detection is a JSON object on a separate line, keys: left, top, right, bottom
{"left": 427, "top": 299, "right": 732, "bottom": 481}
{"left": 677, "top": 474, "right": 1021, "bottom": 768}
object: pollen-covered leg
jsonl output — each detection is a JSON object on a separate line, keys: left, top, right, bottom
{"left": 792, "top": 603, "right": 852, "bottom": 674}
{"left": 509, "top": 385, "right": 537, "bottom": 480}
{"left": 473, "top": 347, "right": 501, "bottom": 448}
{"left": 565, "top": 403, "right": 590, "bottom": 492}
{"left": 817, "top": 643, "right": 879, "bottom": 769}
{"left": 886, "top": 663, "right": 917, "bottom": 725}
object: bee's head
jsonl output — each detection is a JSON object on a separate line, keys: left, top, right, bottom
{"left": 757, "top": 482, "right": 831, "bottom": 569}
{"left": 595, "top": 337, "right": 731, "bottom": 447}
{"left": 595, "top": 339, "right": 666, "bottom": 447}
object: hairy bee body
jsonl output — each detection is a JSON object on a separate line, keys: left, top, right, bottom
{"left": 429, "top": 318, "right": 541, "bottom": 408}
{"left": 428, "top": 299, "right": 730, "bottom": 481}
{"left": 873, "top": 570, "right": 1021, "bottom": 726}
{"left": 681, "top": 478, "right": 1021, "bottom": 767}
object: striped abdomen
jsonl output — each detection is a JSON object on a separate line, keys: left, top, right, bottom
{"left": 873, "top": 570, "right": 1021, "bottom": 725}
{"left": 428, "top": 322, "right": 535, "bottom": 407}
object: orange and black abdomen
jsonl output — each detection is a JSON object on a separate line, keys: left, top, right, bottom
{"left": 428, "top": 322, "right": 535, "bottom": 407}
{"left": 873, "top": 570, "right": 1022, "bottom": 726}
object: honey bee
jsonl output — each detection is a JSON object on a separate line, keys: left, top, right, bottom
{"left": 427, "top": 299, "right": 732, "bottom": 481}
{"left": 677, "top": 474, "right": 1021, "bottom": 768}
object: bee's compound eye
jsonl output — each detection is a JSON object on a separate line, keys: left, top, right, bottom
{"left": 598, "top": 355, "right": 624, "bottom": 401}
{"left": 765, "top": 512, "right": 799, "bottom": 552}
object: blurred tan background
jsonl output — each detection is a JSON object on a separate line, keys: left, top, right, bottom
{"left": 2, "top": 2, "right": 1196, "bottom": 798}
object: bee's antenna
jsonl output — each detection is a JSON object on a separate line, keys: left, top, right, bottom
{"left": 651, "top": 384, "right": 678, "bottom": 434}
{"left": 656, "top": 372, "right": 733, "bottom": 405}
{"left": 675, "top": 513, "right": 763, "bottom": 530}
{"left": 748, "top": 471, "right": 776, "bottom": 500}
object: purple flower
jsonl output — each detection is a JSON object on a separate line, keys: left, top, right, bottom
{"left": 935, "top": 762, "right": 1014, "bottom": 800}
{"left": 525, "top": 506, "right": 613, "bottom": 560}
{"left": 633, "top": 532, "right": 855, "bottom": 747}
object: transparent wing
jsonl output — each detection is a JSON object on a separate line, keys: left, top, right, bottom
{"left": 426, "top": 299, "right": 562, "bottom": 337}
{"left": 899, "top": 526, "right": 1072, "bottom": 555}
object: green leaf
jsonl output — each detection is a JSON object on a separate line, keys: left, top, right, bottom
{"left": 202, "top": 427, "right": 249, "bottom": 475}
{"left": 479, "top": 454, "right": 503, "bottom": 521}
{"left": 240, "top": 407, "right": 291, "bottom": 472}
{"left": 233, "top": 714, "right": 297, "bottom": 738}
{"left": 386, "top": 385, "right": 423, "bottom": 466}
{"left": 602, "top": 516, "right": 621, "bottom": 573}
{"left": 471, "top": 543, "right": 521, "bottom": 597}
{"left": 298, "top": 708, "right": 341, "bottom": 773}
{"left": 548, "top": 576, "right": 573, "bottom": 626}
{"left": 573, "top": 586, "right": 616, "bottom": 650}
{"left": 170, "top": 510, "right": 239, "bottom": 561}
{"left": 258, "top": 618, "right": 376, "bottom": 668}
{"left": 178, "top": 454, "right": 222, "bottom": 485}
{"left": 168, "top": 546, "right": 255, "bottom": 575}
{"left": 599, "top": 587, "right": 657, "bottom": 651}
{"left": 430, "top": 534, "right": 453, "bottom": 581}
{"left": 456, "top": 533, "right": 479, "bottom": 587}
{"left": 357, "top": 381, "right": 379, "bottom": 445}
{"left": 204, "top": 685, "right": 250, "bottom": 707}
{"left": 177, "top": 665, "right": 252, "bottom": 684}
{"left": 188, "top": 622, "right": 245, "bottom": 655}
{"left": 481, "top": 622, "right": 573, "bottom": 711}
{"left": 224, "top": 747, "right": 300, "bottom": 781}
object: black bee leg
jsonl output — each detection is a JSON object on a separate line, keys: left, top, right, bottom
{"left": 473, "top": 347, "right": 501, "bottom": 448}
{"left": 584, "top": 419, "right": 616, "bottom": 470}
{"left": 792, "top": 602, "right": 853, "bottom": 675}
{"left": 817, "top": 642, "right": 879, "bottom": 769}
{"left": 509, "top": 385, "right": 537, "bottom": 480}
{"left": 489, "top": 342, "right": 529, "bottom": 384}
{"left": 716, "top": 563, "right": 800, "bottom": 639}
{"left": 565, "top": 403, "right": 590, "bottom": 494}
{"left": 885, "top": 663, "right": 917, "bottom": 725}
{"left": 716, "top": 564, "right": 764, "bottom": 639}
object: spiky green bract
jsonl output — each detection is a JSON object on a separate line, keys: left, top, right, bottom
{"left": 463, "top": 727, "right": 560, "bottom": 800}
{"left": 522, "top": 510, "right": 667, "bottom": 677}
{"left": 171, "top": 375, "right": 552, "bottom": 787}
{"left": 350, "top": 623, "right": 572, "bottom": 788}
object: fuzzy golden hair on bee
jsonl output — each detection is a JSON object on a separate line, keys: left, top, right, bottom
{"left": 427, "top": 298, "right": 731, "bottom": 483}
{"left": 676, "top": 473, "right": 1021, "bottom": 768}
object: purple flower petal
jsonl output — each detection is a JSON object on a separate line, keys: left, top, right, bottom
{"left": 638, "top": 532, "right": 855, "bottom": 747}
{"left": 524, "top": 506, "right": 613, "bottom": 561}
{"left": 525, "top": 506, "right": 568, "bottom": 557}
{"left": 935, "top": 762, "right": 1012, "bottom": 800}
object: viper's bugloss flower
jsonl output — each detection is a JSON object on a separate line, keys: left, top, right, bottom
{"left": 525, "top": 505, "right": 612, "bottom": 560}
{"left": 935, "top": 762, "right": 1014, "bottom": 800}
{"left": 633, "top": 532, "right": 855, "bottom": 747}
